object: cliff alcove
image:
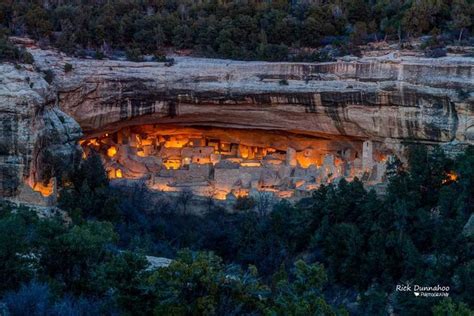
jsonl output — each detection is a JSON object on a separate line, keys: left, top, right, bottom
{"left": 80, "top": 124, "right": 390, "bottom": 200}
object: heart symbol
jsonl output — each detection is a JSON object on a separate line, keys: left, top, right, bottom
{"left": 414, "top": 292, "right": 419, "bottom": 296}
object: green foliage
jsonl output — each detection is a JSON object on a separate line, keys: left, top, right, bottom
{"left": 269, "top": 260, "right": 337, "bottom": 315}
{"left": 0, "top": 207, "right": 39, "bottom": 293}
{"left": 125, "top": 48, "right": 143, "bottom": 62}
{"left": 38, "top": 220, "right": 118, "bottom": 294}
{"left": 59, "top": 153, "right": 119, "bottom": 222}
{"left": 0, "top": 35, "right": 34, "bottom": 64}
{"left": 2, "top": 0, "right": 472, "bottom": 61}
{"left": 42, "top": 69, "right": 54, "bottom": 84}
{"left": 148, "top": 250, "right": 270, "bottom": 315}
{"left": 432, "top": 298, "right": 473, "bottom": 316}
{"left": 234, "top": 196, "right": 256, "bottom": 211}
{"left": 64, "top": 62, "right": 73, "bottom": 72}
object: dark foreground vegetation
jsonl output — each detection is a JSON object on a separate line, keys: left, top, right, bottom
{"left": 0, "top": 145, "right": 473, "bottom": 315}
{"left": 1, "top": 0, "right": 473, "bottom": 62}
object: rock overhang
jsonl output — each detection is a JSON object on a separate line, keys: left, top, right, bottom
{"left": 1, "top": 45, "right": 473, "bottom": 203}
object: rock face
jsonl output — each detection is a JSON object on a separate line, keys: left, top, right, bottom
{"left": 29, "top": 49, "right": 474, "bottom": 147}
{"left": 1, "top": 45, "right": 473, "bottom": 203}
{"left": 0, "top": 63, "right": 82, "bottom": 203}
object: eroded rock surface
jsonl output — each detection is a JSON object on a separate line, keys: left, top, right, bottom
{"left": 29, "top": 49, "right": 474, "bottom": 147}
{"left": 0, "top": 63, "right": 82, "bottom": 203}
{"left": 1, "top": 44, "right": 473, "bottom": 203}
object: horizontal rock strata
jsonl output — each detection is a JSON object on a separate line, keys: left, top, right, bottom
{"left": 1, "top": 44, "right": 473, "bottom": 203}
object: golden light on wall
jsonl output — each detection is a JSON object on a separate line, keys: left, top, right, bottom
{"left": 107, "top": 146, "right": 117, "bottom": 157}
{"left": 109, "top": 168, "right": 123, "bottom": 178}
{"left": 232, "top": 188, "right": 249, "bottom": 198}
{"left": 32, "top": 181, "right": 53, "bottom": 197}
{"left": 214, "top": 191, "right": 228, "bottom": 200}
{"left": 442, "top": 171, "right": 458, "bottom": 184}
{"left": 164, "top": 137, "right": 188, "bottom": 148}
{"left": 163, "top": 159, "right": 181, "bottom": 169}
{"left": 88, "top": 138, "right": 99, "bottom": 146}
{"left": 240, "top": 162, "right": 261, "bottom": 167}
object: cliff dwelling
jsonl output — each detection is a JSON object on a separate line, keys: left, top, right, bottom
{"left": 80, "top": 125, "right": 390, "bottom": 201}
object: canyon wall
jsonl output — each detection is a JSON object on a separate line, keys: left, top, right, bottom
{"left": 29, "top": 49, "right": 474, "bottom": 147}
{"left": 1, "top": 44, "right": 473, "bottom": 203}
{"left": 0, "top": 62, "right": 82, "bottom": 203}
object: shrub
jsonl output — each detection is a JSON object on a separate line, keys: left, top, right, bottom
{"left": 64, "top": 63, "right": 73, "bottom": 72}
{"left": 125, "top": 48, "right": 143, "bottom": 62}
{"left": 424, "top": 48, "right": 447, "bottom": 58}
{"left": 164, "top": 58, "right": 175, "bottom": 67}
{"left": 94, "top": 50, "right": 104, "bottom": 60}
{"left": 234, "top": 196, "right": 256, "bottom": 211}
{"left": 153, "top": 53, "right": 168, "bottom": 62}
{"left": 43, "top": 69, "right": 55, "bottom": 84}
{"left": 0, "top": 37, "right": 34, "bottom": 64}
{"left": 279, "top": 79, "right": 289, "bottom": 86}
{"left": 153, "top": 54, "right": 175, "bottom": 66}
{"left": 3, "top": 281, "right": 51, "bottom": 316}
{"left": 20, "top": 51, "right": 34, "bottom": 64}
{"left": 50, "top": 295, "right": 103, "bottom": 316}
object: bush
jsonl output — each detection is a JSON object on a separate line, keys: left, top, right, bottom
{"left": 234, "top": 196, "right": 256, "bottom": 211}
{"left": 153, "top": 54, "right": 175, "bottom": 66}
{"left": 3, "top": 281, "right": 51, "bottom": 316}
{"left": 50, "top": 295, "right": 103, "bottom": 316}
{"left": 43, "top": 69, "right": 55, "bottom": 84}
{"left": 0, "top": 37, "right": 34, "bottom": 64}
{"left": 165, "top": 58, "right": 175, "bottom": 67}
{"left": 424, "top": 48, "right": 447, "bottom": 58}
{"left": 125, "top": 48, "right": 143, "bottom": 62}
{"left": 64, "top": 63, "right": 73, "bottom": 72}
{"left": 94, "top": 50, "right": 104, "bottom": 60}
{"left": 279, "top": 79, "right": 289, "bottom": 86}
{"left": 153, "top": 53, "right": 168, "bottom": 62}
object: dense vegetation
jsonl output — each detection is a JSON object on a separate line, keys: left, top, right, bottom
{"left": 0, "top": 0, "right": 473, "bottom": 61}
{"left": 0, "top": 145, "right": 472, "bottom": 315}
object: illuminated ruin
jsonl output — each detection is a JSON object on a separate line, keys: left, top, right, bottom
{"left": 81, "top": 125, "right": 392, "bottom": 200}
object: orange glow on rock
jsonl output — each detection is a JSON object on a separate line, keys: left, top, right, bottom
{"left": 442, "top": 171, "right": 458, "bottom": 184}
{"left": 163, "top": 159, "right": 181, "bottom": 169}
{"left": 32, "top": 181, "right": 53, "bottom": 197}
{"left": 107, "top": 146, "right": 117, "bottom": 157}
{"left": 240, "top": 161, "right": 261, "bottom": 167}
{"left": 214, "top": 191, "right": 228, "bottom": 200}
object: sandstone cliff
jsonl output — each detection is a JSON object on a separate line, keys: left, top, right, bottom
{"left": 29, "top": 49, "right": 474, "bottom": 147}
{"left": 1, "top": 45, "right": 473, "bottom": 202}
{"left": 0, "top": 62, "right": 81, "bottom": 203}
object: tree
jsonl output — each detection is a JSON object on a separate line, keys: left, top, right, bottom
{"left": 269, "top": 260, "right": 343, "bottom": 315}
{"left": 177, "top": 188, "right": 193, "bottom": 214}
{"left": 323, "top": 223, "right": 363, "bottom": 285}
{"left": 3, "top": 281, "right": 51, "bottom": 316}
{"left": 59, "top": 153, "right": 119, "bottom": 221}
{"left": 450, "top": 0, "right": 472, "bottom": 43}
{"left": 432, "top": 298, "right": 473, "bottom": 316}
{"left": 38, "top": 221, "right": 118, "bottom": 295}
{"left": 0, "top": 208, "right": 38, "bottom": 293}
{"left": 256, "top": 191, "right": 274, "bottom": 217}
{"left": 148, "top": 250, "right": 269, "bottom": 315}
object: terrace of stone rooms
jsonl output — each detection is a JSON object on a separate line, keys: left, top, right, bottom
{"left": 80, "top": 125, "right": 390, "bottom": 201}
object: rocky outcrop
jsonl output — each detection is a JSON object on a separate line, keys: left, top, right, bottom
{"left": 29, "top": 49, "right": 474, "bottom": 148}
{"left": 0, "top": 63, "right": 82, "bottom": 202}
{"left": 1, "top": 44, "right": 473, "bottom": 203}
